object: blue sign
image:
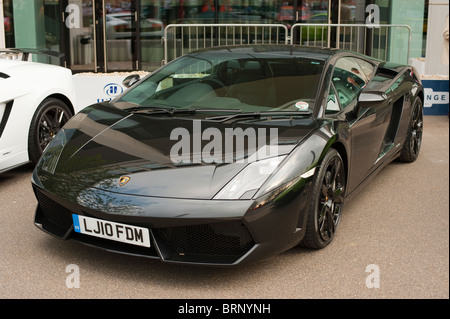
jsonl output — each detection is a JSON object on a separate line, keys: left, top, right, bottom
{"left": 103, "top": 83, "right": 124, "bottom": 97}
{"left": 422, "top": 80, "right": 449, "bottom": 115}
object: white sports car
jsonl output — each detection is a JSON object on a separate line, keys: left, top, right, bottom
{"left": 0, "top": 49, "right": 80, "bottom": 173}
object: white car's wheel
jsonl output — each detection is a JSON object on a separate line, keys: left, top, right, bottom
{"left": 28, "top": 98, "right": 72, "bottom": 164}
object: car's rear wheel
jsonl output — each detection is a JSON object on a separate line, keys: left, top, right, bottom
{"left": 398, "top": 98, "right": 423, "bottom": 163}
{"left": 302, "top": 148, "right": 346, "bottom": 249}
{"left": 28, "top": 98, "right": 72, "bottom": 165}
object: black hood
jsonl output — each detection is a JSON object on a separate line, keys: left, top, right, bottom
{"left": 36, "top": 103, "right": 317, "bottom": 200}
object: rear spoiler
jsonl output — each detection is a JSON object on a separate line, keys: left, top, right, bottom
{"left": 0, "top": 48, "right": 65, "bottom": 61}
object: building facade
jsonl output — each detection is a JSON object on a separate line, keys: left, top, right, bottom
{"left": 1, "top": 0, "right": 430, "bottom": 73}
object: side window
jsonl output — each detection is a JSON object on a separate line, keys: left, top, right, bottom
{"left": 354, "top": 58, "right": 376, "bottom": 82}
{"left": 330, "top": 57, "right": 367, "bottom": 110}
{"left": 326, "top": 85, "right": 340, "bottom": 113}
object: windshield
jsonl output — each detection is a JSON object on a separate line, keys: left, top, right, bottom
{"left": 115, "top": 52, "right": 325, "bottom": 114}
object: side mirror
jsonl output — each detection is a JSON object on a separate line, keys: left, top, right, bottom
{"left": 358, "top": 91, "right": 387, "bottom": 103}
{"left": 122, "top": 74, "right": 140, "bottom": 88}
{"left": 354, "top": 91, "right": 387, "bottom": 117}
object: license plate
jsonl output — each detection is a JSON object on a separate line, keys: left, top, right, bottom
{"left": 72, "top": 214, "right": 151, "bottom": 248}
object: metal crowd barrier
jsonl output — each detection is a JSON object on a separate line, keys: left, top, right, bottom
{"left": 290, "top": 23, "right": 411, "bottom": 64}
{"left": 162, "top": 23, "right": 411, "bottom": 65}
{"left": 163, "top": 24, "right": 289, "bottom": 64}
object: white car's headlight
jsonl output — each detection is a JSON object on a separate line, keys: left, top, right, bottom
{"left": 213, "top": 156, "right": 286, "bottom": 200}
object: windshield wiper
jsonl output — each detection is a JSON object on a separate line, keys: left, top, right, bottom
{"left": 124, "top": 106, "right": 181, "bottom": 114}
{"left": 125, "top": 106, "right": 242, "bottom": 116}
{"left": 124, "top": 107, "right": 308, "bottom": 122}
{"left": 205, "top": 111, "right": 311, "bottom": 123}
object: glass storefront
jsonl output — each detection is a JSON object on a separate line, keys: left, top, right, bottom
{"left": 68, "top": 0, "right": 96, "bottom": 72}
{"left": 2, "top": 0, "right": 66, "bottom": 64}
{"left": 3, "top": 0, "right": 14, "bottom": 48}
{"left": 3, "top": 0, "right": 428, "bottom": 72}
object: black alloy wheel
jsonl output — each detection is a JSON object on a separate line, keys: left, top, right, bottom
{"left": 399, "top": 98, "right": 423, "bottom": 163}
{"left": 302, "top": 148, "right": 346, "bottom": 249}
{"left": 28, "top": 98, "right": 72, "bottom": 165}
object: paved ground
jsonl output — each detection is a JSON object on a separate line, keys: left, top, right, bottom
{"left": 0, "top": 116, "right": 448, "bottom": 300}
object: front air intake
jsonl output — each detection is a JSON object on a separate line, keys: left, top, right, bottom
{"left": 152, "top": 221, "right": 255, "bottom": 264}
{"left": 33, "top": 186, "right": 74, "bottom": 238}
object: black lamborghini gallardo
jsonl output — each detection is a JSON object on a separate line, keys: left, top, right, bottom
{"left": 32, "top": 45, "right": 424, "bottom": 266}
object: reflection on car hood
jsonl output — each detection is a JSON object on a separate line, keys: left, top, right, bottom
{"left": 37, "top": 103, "right": 318, "bottom": 200}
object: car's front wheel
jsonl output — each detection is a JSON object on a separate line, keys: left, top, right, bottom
{"left": 302, "top": 148, "right": 346, "bottom": 249}
{"left": 28, "top": 98, "right": 72, "bottom": 165}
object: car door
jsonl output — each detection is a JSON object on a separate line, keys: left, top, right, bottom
{"left": 324, "top": 56, "right": 391, "bottom": 194}
{"left": 345, "top": 58, "right": 397, "bottom": 193}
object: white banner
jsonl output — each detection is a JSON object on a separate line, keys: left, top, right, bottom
{"left": 73, "top": 74, "right": 128, "bottom": 110}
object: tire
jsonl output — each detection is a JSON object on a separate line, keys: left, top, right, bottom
{"left": 302, "top": 148, "right": 346, "bottom": 249}
{"left": 28, "top": 98, "right": 73, "bottom": 165}
{"left": 398, "top": 98, "right": 423, "bottom": 163}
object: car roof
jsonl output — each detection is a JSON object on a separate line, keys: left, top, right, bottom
{"left": 187, "top": 45, "right": 337, "bottom": 61}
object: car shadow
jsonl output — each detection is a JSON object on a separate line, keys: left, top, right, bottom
{"left": 0, "top": 165, "right": 34, "bottom": 183}
{"left": 37, "top": 232, "right": 315, "bottom": 291}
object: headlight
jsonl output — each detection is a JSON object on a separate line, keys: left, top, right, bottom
{"left": 38, "top": 129, "right": 67, "bottom": 174}
{"left": 213, "top": 156, "right": 286, "bottom": 200}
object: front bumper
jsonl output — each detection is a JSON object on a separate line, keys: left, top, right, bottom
{"left": 32, "top": 178, "right": 311, "bottom": 266}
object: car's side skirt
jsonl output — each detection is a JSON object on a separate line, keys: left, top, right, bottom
{"left": 345, "top": 147, "right": 401, "bottom": 203}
